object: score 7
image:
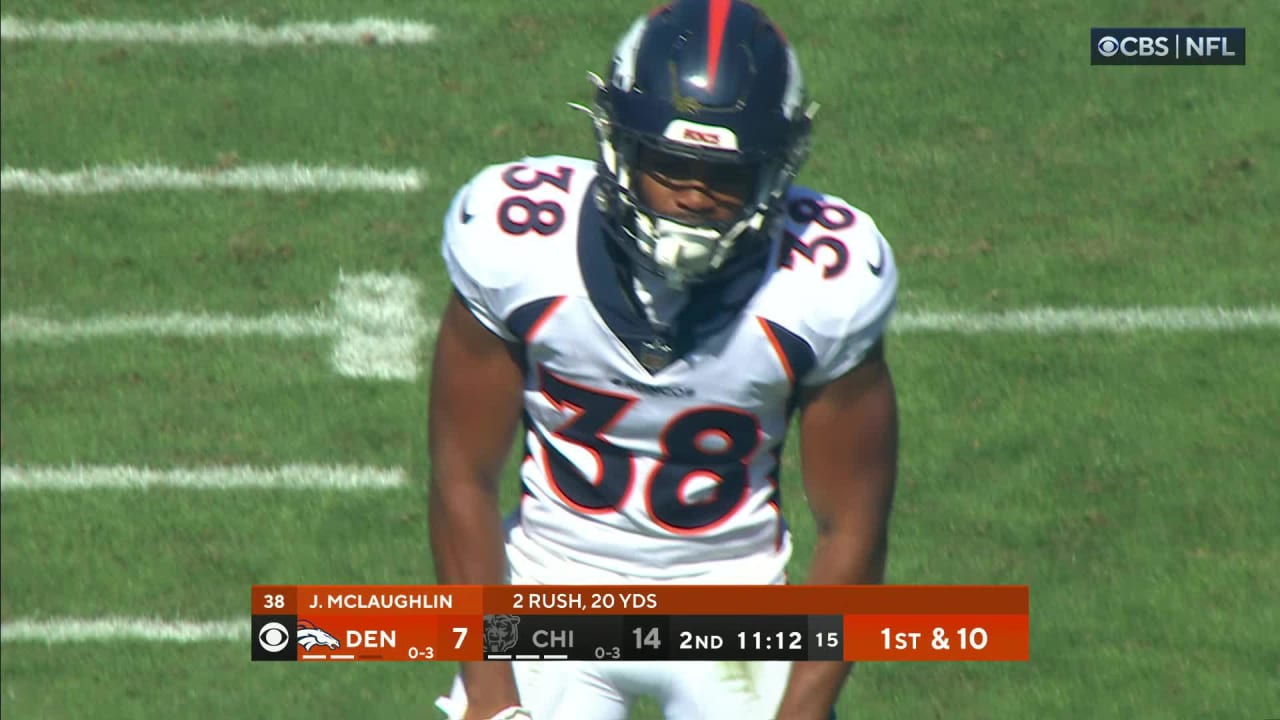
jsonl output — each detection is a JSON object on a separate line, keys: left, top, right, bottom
{"left": 438, "top": 616, "right": 483, "bottom": 660}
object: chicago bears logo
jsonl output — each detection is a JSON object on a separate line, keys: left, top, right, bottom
{"left": 296, "top": 619, "right": 341, "bottom": 651}
{"left": 484, "top": 614, "right": 520, "bottom": 653}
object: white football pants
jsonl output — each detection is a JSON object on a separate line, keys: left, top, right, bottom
{"left": 434, "top": 656, "right": 792, "bottom": 720}
{"left": 435, "top": 516, "right": 798, "bottom": 720}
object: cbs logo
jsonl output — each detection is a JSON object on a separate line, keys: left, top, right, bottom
{"left": 1096, "top": 35, "right": 1169, "bottom": 57}
{"left": 257, "top": 621, "right": 290, "bottom": 652}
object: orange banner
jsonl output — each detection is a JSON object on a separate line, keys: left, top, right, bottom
{"left": 482, "top": 585, "right": 1028, "bottom": 615}
{"left": 284, "top": 585, "right": 484, "bottom": 615}
{"left": 843, "top": 613, "right": 1029, "bottom": 661}
{"left": 253, "top": 585, "right": 298, "bottom": 614}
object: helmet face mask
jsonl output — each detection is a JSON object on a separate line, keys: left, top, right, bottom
{"left": 585, "top": 0, "right": 813, "bottom": 289}
{"left": 616, "top": 143, "right": 760, "bottom": 287}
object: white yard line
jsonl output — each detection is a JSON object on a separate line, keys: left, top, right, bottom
{"left": 0, "top": 17, "right": 436, "bottom": 46}
{"left": 0, "top": 165, "right": 424, "bottom": 194}
{"left": 0, "top": 464, "right": 407, "bottom": 491}
{"left": 0, "top": 312, "right": 337, "bottom": 340}
{"left": 3, "top": 306, "right": 1273, "bottom": 348}
{"left": 0, "top": 618, "right": 243, "bottom": 643}
{"left": 895, "top": 306, "right": 1280, "bottom": 333}
{"left": 0, "top": 272, "right": 435, "bottom": 381}
{"left": 332, "top": 272, "right": 429, "bottom": 381}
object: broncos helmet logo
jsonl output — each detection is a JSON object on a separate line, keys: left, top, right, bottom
{"left": 483, "top": 614, "right": 520, "bottom": 653}
{"left": 296, "top": 619, "right": 341, "bottom": 651}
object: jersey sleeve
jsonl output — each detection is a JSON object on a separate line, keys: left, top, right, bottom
{"left": 440, "top": 156, "right": 595, "bottom": 343}
{"left": 799, "top": 214, "right": 899, "bottom": 387}
{"left": 440, "top": 164, "right": 523, "bottom": 342}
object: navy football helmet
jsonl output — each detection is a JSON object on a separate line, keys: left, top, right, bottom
{"left": 582, "top": 0, "right": 814, "bottom": 288}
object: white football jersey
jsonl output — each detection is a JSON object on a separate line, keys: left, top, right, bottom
{"left": 441, "top": 155, "right": 897, "bottom": 583}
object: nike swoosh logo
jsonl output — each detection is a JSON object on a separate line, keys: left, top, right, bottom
{"left": 459, "top": 194, "right": 474, "bottom": 224}
{"left": 867, "top": 236, "right": 885, "bottom": 277}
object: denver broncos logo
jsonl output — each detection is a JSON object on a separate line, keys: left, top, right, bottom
{"left": 483, "top": 614, "right": 520, "bottom": 653}
{"left": 296, "top": 619, "right": 341, "bottom": 651}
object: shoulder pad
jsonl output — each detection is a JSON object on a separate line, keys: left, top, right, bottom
{"left": 776, "top": 186, "right": 898, "bottom": 383}
{"left": 443, "top": 155, "right": 596, "bottom": 292}
{"left": 441, "top": 156, "right": 596, "bottom": 340}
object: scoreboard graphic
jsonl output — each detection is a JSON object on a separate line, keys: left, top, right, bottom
{"left": 251, "top": 585, "right": 1029, "bottom": 662}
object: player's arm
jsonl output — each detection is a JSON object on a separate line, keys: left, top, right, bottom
{"left": 774, "top": 341, "right": 898, "bottom": 720}
{"left": 427, "top": 291, "right": 526, "bottom": 719}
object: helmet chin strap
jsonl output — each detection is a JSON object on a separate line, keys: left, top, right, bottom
{"left": 636, "top": 213, "right": 754, "bottom": 289}
{"left": 649, "top": 219, "right": 720, "bottom": 280}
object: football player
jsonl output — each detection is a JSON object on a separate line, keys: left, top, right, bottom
{"left": 428, "top": 1, "right": 898, "bottom": 718}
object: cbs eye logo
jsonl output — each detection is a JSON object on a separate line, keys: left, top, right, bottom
{"left": 1096, "top": 35, "right": 1121, "bottom": 57}
{"left": 257, "top": 621, "right": 290, "bottom": 652}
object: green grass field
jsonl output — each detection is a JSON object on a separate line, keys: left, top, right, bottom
{"left": 2, "top": 1, "right": 1277, "bottom": 718}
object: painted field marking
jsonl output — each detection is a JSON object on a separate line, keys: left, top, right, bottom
{"left": 331, "top": 273, "right": 429, "bottom": 381}
{"left": 0, "top": 464, "right": 406, "bottom": 491}
{"left": 893, "top": 306, "right": 1280, "bottom": 333}
{"left": 0, "top": 17, "right": 437, "bottom": 46}
{"left": 0, "top": 618, "right": 243, "bottom": 643}
{"left": 0, "top": 312, "right": 336, "bottom": 340}
{"left": 1, "top": 272, "right": 434, "bottom": 381}
{"left": 1, "top": 165, "right": 424, "bottom": 194}
{"left": 4, "top": 304, "right": 1274, "bottom": 354}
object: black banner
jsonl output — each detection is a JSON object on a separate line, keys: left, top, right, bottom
{"left": 481, "top": 615, "right": 843, "bottom": 661}
{"left": 1091, "top": 28, "right": 1245, "bottom": 66}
